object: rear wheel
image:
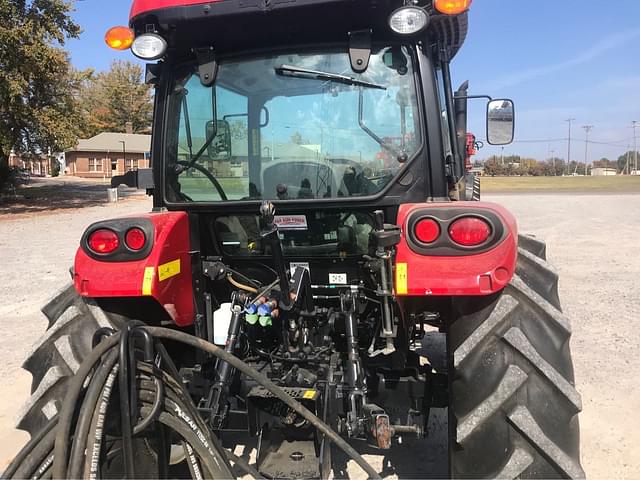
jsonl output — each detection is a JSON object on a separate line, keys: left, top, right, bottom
{"left": 17, "top": 285, "right": 119, "bottom": 437}
{"left": 448, "top": 235, "right": 584, "bottom": 479}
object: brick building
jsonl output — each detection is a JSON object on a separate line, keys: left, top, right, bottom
{"left": 8, "top": 151, "right": 53, "bottom": 176}
{"left": 65, "top": 132, "right": 151, "bottom": 178}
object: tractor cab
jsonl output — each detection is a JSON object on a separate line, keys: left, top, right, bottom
{"left": 112, "top": 0, "right": 514, "bottom": 210}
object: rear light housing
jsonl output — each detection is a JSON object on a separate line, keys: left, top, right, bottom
{"left": 406, "top": 209, "right": 503, "bottom": 255}
{"left": 87, "top": 229, "right": 120, "bottom": 254}
{"left": 82, "top": 218, "right": 154, "bottom": 261}
{"left": 448, "top": 217, "right": 492, "bottom": 246}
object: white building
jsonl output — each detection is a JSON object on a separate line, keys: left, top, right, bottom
{"left": 591, "top": 167, "right": 617, "bottom": 176}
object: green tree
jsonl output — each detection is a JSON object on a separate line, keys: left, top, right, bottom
{"left": 617, "top": 151, "right": 639, "bottom": 174}
{"left": 77, "top": 61, "right": 153, "bottom": 138}
{"left": 0, "top": 0, "right": 81, "bottom": 171}
{"left": 483, "top": 157, "right": 506, "bottom": 176}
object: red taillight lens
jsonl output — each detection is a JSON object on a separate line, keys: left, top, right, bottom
{"left": 125, "top": 228, "right": 146, "bottom": 251}
{"left": 414, "top": 218, "right": 440, "bottom": 243}
{"left": 88, "top": 229, "right": 120, "bottom": 254}
{"left": 448, "top": 217, "right": 491, "bottom": 246}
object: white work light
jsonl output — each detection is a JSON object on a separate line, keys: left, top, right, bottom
{"left": 388, "top": 6, "right": 429, "bottom": 35}
{"left": 131, "top": 33, "right": 167, "bottom": 60}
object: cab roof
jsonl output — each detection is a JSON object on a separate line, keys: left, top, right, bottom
{"left": 129, "top": 0, "right": 468, "bottom": 59}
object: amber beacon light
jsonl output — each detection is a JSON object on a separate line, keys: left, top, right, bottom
{"left": 105, "top": 26, "right": 135, "bottom": 51}
{"left": 434, "top": 0, "right": 473, "bottom": 15}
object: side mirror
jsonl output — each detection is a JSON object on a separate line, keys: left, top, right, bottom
{"left": 206, "top": 119, "right": 233, "bottom": 160}
{"left": 487, "top": 99, "right": 515, "bottom": 145}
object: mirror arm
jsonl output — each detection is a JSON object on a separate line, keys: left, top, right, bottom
{"left": 453, "top": 94, "right": 493, "bottom": 101}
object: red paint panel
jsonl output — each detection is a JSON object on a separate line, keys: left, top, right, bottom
{"left": 395, "top": 202, "right": 518, "bottom": 296}
{"left": 130, "top": 0, "right": 222, "bottom": 18}
{"left": 74, "top": 212, "right": 195, "bottom": 327}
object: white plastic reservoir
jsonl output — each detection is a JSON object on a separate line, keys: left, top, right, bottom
{"left": 213, "top": 303, "right": 233, "bottom": 345}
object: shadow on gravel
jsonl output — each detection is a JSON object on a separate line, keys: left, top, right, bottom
{"left": 0, "top": 178, "right": 145, "bottom": 216}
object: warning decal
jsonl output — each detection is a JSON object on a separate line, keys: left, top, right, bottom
{"left": 396, "top": 263, "right": 408, "bottom": 295}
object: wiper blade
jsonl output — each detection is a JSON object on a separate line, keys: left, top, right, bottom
{"left": 275, "top": 65, "right": 386, "bottom": 90}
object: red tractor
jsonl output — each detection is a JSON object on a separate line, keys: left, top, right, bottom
{"left": 6, "top": 1, "right": 584, "bottom": 479}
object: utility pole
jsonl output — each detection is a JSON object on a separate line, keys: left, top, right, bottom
{"left": 581, "top": 125, "right": 593, "bottom": 176}
{"left": 632, "top": 121, "right": 638, "bottom": 175}
{"left": 624, "top": 147, "right": 630, "bottom": 175}
{"left": 550, "top": 149, "right": 555, "bottom": 175}
{"left": 566, "top": 118, "right": 575, "bottom": 175}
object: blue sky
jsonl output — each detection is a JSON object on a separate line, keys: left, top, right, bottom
{"left": 67, "top": 0, "right": 640, "bottom": 163}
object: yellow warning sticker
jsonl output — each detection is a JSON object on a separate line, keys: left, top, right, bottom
{"left": 396, "top": 262, "right": 408, "bottom": 295}
{"left": 142, "top": 267, "right": 155, "bottom": 296}
{"left": 158, "top": 259, "right": 181, "bottom": 282}
{"left": 303, "top": 390, "right": 317, "bottom": 400}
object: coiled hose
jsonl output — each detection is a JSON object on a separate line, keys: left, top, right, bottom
{"left": 3, "top": 325, "right": 381, "bottom": 480}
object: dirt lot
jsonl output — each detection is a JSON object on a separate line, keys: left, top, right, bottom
{"left": 0, "top": 179, "right": 638, "bottom": 478}
{"left": 481, "top": 175, "right": 640, "bottom": 193}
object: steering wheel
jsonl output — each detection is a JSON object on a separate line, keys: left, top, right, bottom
{"left": 177, "top": 161, "right": 228, "bottom": 201}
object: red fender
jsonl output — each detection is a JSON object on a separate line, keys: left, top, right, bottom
{"left": 394, "top": 202, "right": 518, "bottom": 296}
{"left": 73, "top": 212, "right": 194, "bottom": 327}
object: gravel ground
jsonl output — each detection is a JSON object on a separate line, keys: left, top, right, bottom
{"left": 0, "top": 186, "right": 638, "bottom": 478}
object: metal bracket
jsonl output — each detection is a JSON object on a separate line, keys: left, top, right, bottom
{"left": 145, "top": 63, "right": 162, "bottom": 86}
{"left": 349, "top": 29, "right": 372, "bottom": 74}
{"left": 110, "top": 168, "right": 154, "bottom": 190}
{"left": 195, "top": 47, "right": 218, "bottom": 86}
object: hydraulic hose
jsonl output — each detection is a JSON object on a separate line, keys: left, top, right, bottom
{"left": 227, "top": 273, "right": 259, "bottom": 293}
{"left": 145, "top": 327, "right": 381, "bottom": 480}
{"left": 5, "top": 324, "right": 381, "bottom": 480}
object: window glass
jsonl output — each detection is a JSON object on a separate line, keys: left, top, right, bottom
{"left": 167, "top": 46, "right": 422, "bottom": 202}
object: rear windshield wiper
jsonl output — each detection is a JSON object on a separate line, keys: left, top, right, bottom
{"left": 275, "top": 65, "right": 387, "bottom": 90}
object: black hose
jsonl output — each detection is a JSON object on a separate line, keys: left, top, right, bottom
{"left": 67, "top": 349, "right": 119, "bottom": 478}
{"left": 118, "top": 323, "right": 136, "bottom": 478}
{"left": 84, "top": 364, "right": 119, "bottom": 479}
{"left": 2, "top": 416, "right": 57, "bottom": 479}
{"left": 226, "top": 450, "right": 265, "bottom": 479}
{"left": 12, "top": 324, "right": 379, "bottom": 480}
{"left": 155, "top": 411, "right": 231, "bottom": 478}
{"left": 12, "top": 425, "right": 56, "bottom": 479}
{"left": 52, "top": 332, "right": 120, "bottom": 478}
{"left": 145, "top": 327, "right": 381, "bottom": 480}
{"left": 133, "top": 373, "right": 164, "bottom": 435}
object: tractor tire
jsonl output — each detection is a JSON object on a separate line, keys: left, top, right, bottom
{"left": 464, "top": 173, "right": 481, "bottom": 201}
{"left": 448, "top": 235, "right": 584, "bottom": 479}
{"left": 16, "top": 284, "right": 119, "bottom": 438}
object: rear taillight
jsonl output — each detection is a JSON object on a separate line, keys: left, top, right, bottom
{"left": 88, "top": 229, "right": 120, "bottom": 254}
{"left": 448, "top": 217, "right": 491, "bottom": 246}
{"left": 125, "top": 228, "right": 146, "bottom": 251}
{"left": 414, "top": 218, "right": 440, "bottom": 243}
